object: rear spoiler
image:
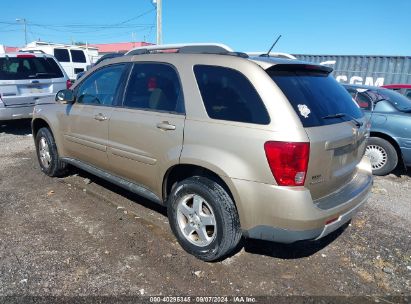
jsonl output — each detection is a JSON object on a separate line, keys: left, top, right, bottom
{"left": 267, "top": 64, "right": 333, "bottom": 75}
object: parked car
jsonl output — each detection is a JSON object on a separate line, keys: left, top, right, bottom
{"left": 0, "top": 53, "right": 70, "bottom": 121}
{"left": 76, "top": 52, "right": 125, "bottom": 80}
{"left": 20, "top": 42, "right": 97, "bottom": 81}
{"left": 32, "top": 44, "right": 372, "bottom": 261}
{"left": 381, "top": 84, "right": 411, "bottom": 100}
{"left": 344, "top": 84, "right": 411, "bottom": 175}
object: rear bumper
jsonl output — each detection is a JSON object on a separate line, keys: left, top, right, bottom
{"left": 0, "top": 105, "right": 34, "bottom": 121}
{"left": 235, "top": 156, "right": 373, "bottom": 243}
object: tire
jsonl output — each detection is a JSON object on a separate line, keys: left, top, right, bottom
{"left": 365, "top": 137, "right": 398, "bottom": 176}
{"left": 167, "top": 176, "right": 242, "bottom": 262}
{"left": 35, "top": 127, "right": 68, "bottom": 177}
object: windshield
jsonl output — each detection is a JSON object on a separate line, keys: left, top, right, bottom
{"left": 268, "top": 67, "right": 363, "bottom": 127}
{"left": 377, "top": 89, "right": 411, "bottom": 112}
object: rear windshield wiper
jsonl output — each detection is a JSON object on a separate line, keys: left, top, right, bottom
{"left": 322, "top": 113, "right": 363, "bottom": 127}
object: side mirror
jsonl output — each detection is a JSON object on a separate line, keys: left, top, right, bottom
{"left": 56, "top": 89, "right": 75, "bottom": 104}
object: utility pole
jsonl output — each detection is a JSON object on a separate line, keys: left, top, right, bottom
{"left": 16, "top": 18, "right": 27, "bottom": 46}
{"left": 156, "top": 0, "right": 162, "bottom": 45}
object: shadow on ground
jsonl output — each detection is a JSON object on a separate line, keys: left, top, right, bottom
{"left": 61, "top": 166, "right": 350, "bottom": 260}
{"left": 68, "top": 166, "right": 168, "bottom": 217}
{"left": 0, "top": 119, "right": 32, "bottom": 136}
{"left": 389, "top": 166, "right": 411, "bottom": 178}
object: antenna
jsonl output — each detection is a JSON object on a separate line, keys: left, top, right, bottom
{"left": 260, "top": 35, "right": 282, "bottom": 57}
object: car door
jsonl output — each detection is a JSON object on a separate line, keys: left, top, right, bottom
{"left": 108, "top": 62, "right": 185, "bottom": 196}
{"left": 59, "top": 63, "right": 127, "bottom": 171}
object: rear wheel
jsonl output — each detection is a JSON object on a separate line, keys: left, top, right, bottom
{"left": 35, "top": 127, "right": 68, "bottom": 177}
{"left": 365, "top": 137, "right": 398, "bottom": 176}
{"left": 167, "top": 176, "right": 241, "bottom": 262}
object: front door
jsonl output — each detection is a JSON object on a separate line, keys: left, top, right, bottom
{"left": 59, "top": 63, "right": 127, "bottom": 171}
{"left": 108, "top": 62, "right": 185, "bottom": 196}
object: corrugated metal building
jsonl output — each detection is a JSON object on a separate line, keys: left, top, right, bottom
{"left": 294, "top": 54, "right": 411, "bottom": 86}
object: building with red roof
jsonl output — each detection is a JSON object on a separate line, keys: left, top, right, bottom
{"left": 89, "top": 42, "right": 154, "bottom": 54}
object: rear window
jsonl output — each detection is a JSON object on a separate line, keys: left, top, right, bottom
{"left": 54, "top": 49, "right": 70, "bottom": 62}
{"left": 70, "top": 50, "right": 86, "bottom": 63}
{"left": 194, "top": 65, "right": 270, "bottom": 124}
{"left": 0, "top": 57, "right": 64, "bottom": 80}
{"left": 376, "top": 89, "right": 411, "bottom": 112}
{"left": 268, "top": 66, "right": 363, "bottom": 127}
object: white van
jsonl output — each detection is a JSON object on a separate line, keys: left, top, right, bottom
{"left": 20, "top": 42, "right": 99, "bottom": 80}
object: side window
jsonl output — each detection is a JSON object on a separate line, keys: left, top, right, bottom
{"left": 193, "top": 65, "right": 270, "bottom": 124}
{"left": 355, "top": 92, "right": 372, "bottom": 110}
{"left": 70, "top": 50, "right": 86, "bottom": 63}
{"left": 405, "top": 89, "right": 411, "bottom": 100}
{"left": 123, "top": 63, "right": 184, "bottom": 113}
{"left": 346, "top": 88, "right": 371, "bottom": 110}
{"left": 76, "top": 64, "right": 125, "bottom": 106}
{"left": 54, "top": 49, "right": 70, "bottom": 62}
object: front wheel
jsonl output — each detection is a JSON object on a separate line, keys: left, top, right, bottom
{"left": 35, "top": 127, "right": 68, "bottom": 177}
{"left": 365, "top": 137, "right": 398, "bottom": 176}
{"left": 167, "top": 176, "right": 241, "bottom": 262}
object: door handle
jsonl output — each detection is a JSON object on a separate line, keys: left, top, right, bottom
{"left": 156, "top": 121, "right": 176, "bottom": 131}
{"left": 94, "top": 113, "right": 107, "bottom": 121}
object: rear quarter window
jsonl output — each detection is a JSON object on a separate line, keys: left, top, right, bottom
{"left": 54, "top": 49, "right": 70, "bottom": 62}
{"left": 70, "top": 50, "right": 86, "bottom": 63}
{"left": 269, "top": 68, "right": 363, "bottom": 127}
{"left": 194, "top": 65, "right": 270, "bottom": 125}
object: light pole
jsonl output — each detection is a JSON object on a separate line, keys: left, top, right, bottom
{"left": 16, "top": 18, "right": 27, "bottom": 46}
{"left": 153, "top": 0, "right": 162, "bottom": 45}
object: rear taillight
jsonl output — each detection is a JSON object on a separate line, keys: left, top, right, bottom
{"left": 66, "top": 79, "right": 72, "bottom": 89}
{"left": 264, "top": 141, "right": 310, "bottom": 186}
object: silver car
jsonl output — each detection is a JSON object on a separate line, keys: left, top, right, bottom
{"left": 0, "top": 53, "right": 69, "bottom": 121}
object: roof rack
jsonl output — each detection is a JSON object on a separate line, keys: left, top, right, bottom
{"left": 18, "top": 49, "right": 46, "bottom": 54}
{"left": 125, "top": 43, "right": 249, "bottom": 58}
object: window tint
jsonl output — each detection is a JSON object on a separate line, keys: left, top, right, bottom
{"left": 76, "top": 64, "right": 125, "bottom": 106}
{"left": 0, "top": 57, "right": 64, "bottom": 80}
{"left": 194, "top": 65, "right": 269, "bottom": 124}
{"left": 54, "top": 49, "right": 70, "bottom": 62}
{"left": 269, "top": 69, "right": 363, "bottom": 127}
{"left": 123, "top": 63, "right": 184, "bottom": 113}
{"left": 70, "top": 50, "right": 86, "bottom": 63}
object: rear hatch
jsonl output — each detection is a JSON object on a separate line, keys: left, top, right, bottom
{"left": 0, "top": 55, "right": 66, "bottom": 106}
{"left": 267, "top": 64, "right": 368, "bottom": 200}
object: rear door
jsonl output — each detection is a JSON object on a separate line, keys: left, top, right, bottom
{"left": 0, "top": 55, "right": 66, "bottom": 106}
{"left": 268, "top": 65, "right": 368, "bottom": 200}
{"left": 108, "top": 62, "right": 185, "bottom": 195}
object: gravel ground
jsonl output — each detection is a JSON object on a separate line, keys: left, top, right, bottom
{"left": 0, "top": 120, "right": 410, "bottom": 301}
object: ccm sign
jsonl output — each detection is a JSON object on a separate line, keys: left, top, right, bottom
{"left": 335, "top": 75, "right": 385, "bottom": 86}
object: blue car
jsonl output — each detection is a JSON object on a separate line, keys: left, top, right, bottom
{"left": 344, "top": 84, "right": 411, "bottom": 175}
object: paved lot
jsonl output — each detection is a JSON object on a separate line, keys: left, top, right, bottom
{"left": 0, "top": 120, "right": 410, "bottom": 298}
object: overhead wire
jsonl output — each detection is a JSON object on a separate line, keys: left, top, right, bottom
{"left": 0, "top": 8, "right": 156, "bottom": 41}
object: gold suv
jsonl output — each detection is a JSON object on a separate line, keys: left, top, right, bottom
{"left": 32, "top": 44, "right": 373, "bottom": 261}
